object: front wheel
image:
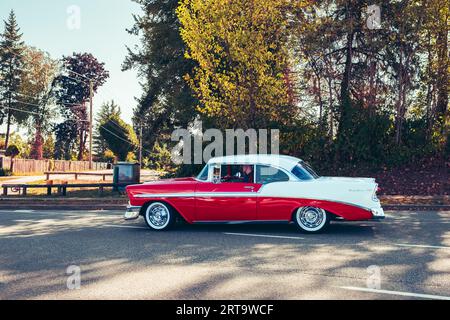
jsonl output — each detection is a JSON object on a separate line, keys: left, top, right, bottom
{"left": 294, "top": 207, "right": 329, "bottom": 233}
{"left": 144, "top": 202, "right": 175, "bottom": 231}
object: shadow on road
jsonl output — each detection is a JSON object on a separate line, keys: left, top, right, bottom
{"left": 0, "top": 210, "right": 449, "bottom": 299}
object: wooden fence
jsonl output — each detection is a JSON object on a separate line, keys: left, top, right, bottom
{"left": 0, "top": 157, "right": 110, "bottom": 174}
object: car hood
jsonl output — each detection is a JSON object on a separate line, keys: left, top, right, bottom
{"left": 143, "top": 177, "right": 197, "bottom": 184}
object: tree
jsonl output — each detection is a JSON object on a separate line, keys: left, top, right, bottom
{"left": 421, "top": 0, "right": 449, "bottom": 153}
{"left": 99, "top": 114, "right": 138, "bottom": 161}
{"left": 5, "top": 144, "right": 19, "bottom": 171}
{"left": 0, "top": 10, "right": 25, "bottom": 149}
{"left": 177, "top": 0, "right": 303, "bottom": 129}
{"left": 42, "top": 134, "right": 55, "bottom": 159}
{"left": 54, "top": 120, "right": 78, "bottom": 160}
{"left": 94, "top": 100, "right": 121, "bottom": 160}
{"left": 122, "top": 0, "right": 198, "bottom": 157}
{"left": 52, "top": 52, "right": 109, "bottom": 160}
{"left": 19, "top": 46, "right": 59, "bottom": 159}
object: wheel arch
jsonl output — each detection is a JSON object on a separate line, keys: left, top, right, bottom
{"left": 286, "top": 198, "right": 372, "bottom": 221}
{"left": 290, "top": 206, "right": 339, "bottom": 222}
{"left": 140, "top": 199, "right": 190, "bottom": 223}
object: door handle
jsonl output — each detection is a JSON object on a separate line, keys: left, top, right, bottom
{"left": 244, "top": 186, "right": 255, "bottom": 191}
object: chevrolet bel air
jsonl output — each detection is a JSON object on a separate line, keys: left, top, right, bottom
{"left": 124, "top": 154, "right": 384, "bottom": 233}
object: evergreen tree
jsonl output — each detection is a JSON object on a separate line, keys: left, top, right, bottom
{"left": 94, "top": 100, "right": 121, "bottom": 160}
{"left": 99, "top": 114, "right": 137, "bottom": 161}
{"left": 0, "top": 10, "right": 25, "bottom": 149}
{"left": 122, "top": 0, "right": 198, "bottom": 156}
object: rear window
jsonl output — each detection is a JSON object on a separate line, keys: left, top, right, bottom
{"left": 291, "top": 161, "right": 319, "bottom": 180}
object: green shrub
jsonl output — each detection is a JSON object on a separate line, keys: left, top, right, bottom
{"left": 0, "top": 168, "right": 12, "bottom": 177}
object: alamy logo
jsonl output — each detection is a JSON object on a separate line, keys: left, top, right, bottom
{"left": 66, "top": 5, "right": 81, "bottom": 30}
{"left": 366, "top": 265, "right": 381, "bottom": 289}
{"left": 367, "top": 4, "right": 381, "bottom": 30}
{"left": 66, "top": 265, "right": 81, "bottom": 290}
{"left": 171, "top": 122, "right": 279, "bottom": 165}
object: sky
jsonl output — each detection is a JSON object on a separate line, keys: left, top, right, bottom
{"left": 0, "top": 0, "right": 142, "bottom": 127}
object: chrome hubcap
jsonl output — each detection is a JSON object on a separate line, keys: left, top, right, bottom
{"left": 298, "top": 207, "right": 325, "bottom": 230}
{"left": 147, "top": 203, "right": 169, "bottom": 228}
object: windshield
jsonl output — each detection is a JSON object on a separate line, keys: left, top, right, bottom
{"left": 196, "top": 164, "right": 209, "bottom": 181}
{"left": 291, "top": 161, "right": 320, "bottom": 180}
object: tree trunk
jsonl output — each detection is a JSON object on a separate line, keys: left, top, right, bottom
{"left": 328, "top": 77, "right": 334, "bottom": 141}
{"left": 435, "top": 24, "right": 449, "bottom": 151}
{"left": 4, "top": 109, "right": 12, "bottom": 150}
{"left": 316, "top": 75, "right": 324, "bottom": 122}
{"left": 335, "top": 28, "right": 355, "bottom": 161}
{"left": 78, "top": 130, "right": 85, "bottom": 160}
{"left": 31, "top": 123, "right": 44, "bottom": 160}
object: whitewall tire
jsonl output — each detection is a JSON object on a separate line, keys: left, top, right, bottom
{"left": 144, "top": 202, "right": 174, "bottom": 231}
{"left": 294, "top": 207, "right": 329, "bottom": 233}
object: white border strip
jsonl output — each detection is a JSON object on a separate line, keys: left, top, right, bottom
{"left": 339, "top": 286, "right": 450, "bottom": 300}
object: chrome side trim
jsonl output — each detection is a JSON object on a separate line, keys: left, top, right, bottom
{"left": 133, "top": 192, "right": 381, "bottom": 213}
{"left": 135, "top": 192, "right": 258, "bottom": 198}
{"left": 193, "top": 220, "right": 289, "bottom": 224}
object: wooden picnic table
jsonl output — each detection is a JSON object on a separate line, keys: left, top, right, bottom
{"left": 2, "top": 182, "right": 133, "bottom": 196}
{"left": 44, "top": 171, "right": 113, "bottom": 181}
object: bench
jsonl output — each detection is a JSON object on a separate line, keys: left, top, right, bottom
{"left": 44, "top": 171, "right": 113, "bottom": 181}
{"left": 2, "top": 182, "right": 133, "bottom": 196}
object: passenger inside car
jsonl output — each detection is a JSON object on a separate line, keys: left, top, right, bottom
{"left": 220, "top": 164, "right": 254, "bottom": 183}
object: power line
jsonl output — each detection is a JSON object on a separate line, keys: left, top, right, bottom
{"left": 5, "top": 49, "right": 99, "bottom": 85}
{"left": 8, "top": 98, "right": 80, "bottom": 109}
{"left": 99, "top": 125, "right": 140, "bottom": 151}
{"left": 2, "top": 88, "right": 89, "bottom": 107}
{"left": 1, "top": 52, "right": 149, "bottom": 154}
{"left": 0, "top": 105, "right": 41, "bottom": 116}
{"left": 0, "top": 103, "right": 90, "bottom": 123}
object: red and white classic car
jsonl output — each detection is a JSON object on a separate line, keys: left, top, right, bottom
{"left": 124, "top": 154, "right": 384, "bottom": 233}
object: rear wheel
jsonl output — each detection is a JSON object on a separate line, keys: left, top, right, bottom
{"left": 294, "top": 207, "right": 329, "bottom": 233}
{"left": 144, "top": 202, "right": 175, "bottom": 231}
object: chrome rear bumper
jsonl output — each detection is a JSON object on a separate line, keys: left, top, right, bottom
{"left": 124, "top": 204, "right": 141, "bottom": 220}
{"left": 371, "top": 207, "right": 385, "bottom": 220}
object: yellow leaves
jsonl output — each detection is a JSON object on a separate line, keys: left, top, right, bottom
{"left": 177, "top": 0, "right": 295, "bottom": 128}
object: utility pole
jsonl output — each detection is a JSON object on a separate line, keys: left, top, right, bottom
{"left": 89, "top": 80, "right": 93, "bottom": 170}
{"left": 139, "top": 122, "right": 143, "bottom": 169}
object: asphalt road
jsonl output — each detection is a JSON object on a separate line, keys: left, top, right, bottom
{"left": 0, "top": 209, "right": 449, "bottom": 300}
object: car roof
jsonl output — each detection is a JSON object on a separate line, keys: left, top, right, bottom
{"left": 207, "top": 154, "right": 301, "bottom": 171}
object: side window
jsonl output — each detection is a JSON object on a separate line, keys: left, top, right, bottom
{"left": 220, "top": 164, "right": 255, "bottom": 183}
{"left": 256, "top": 165, "right": 289, "bottom": 184}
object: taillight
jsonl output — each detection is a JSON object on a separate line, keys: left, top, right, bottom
{"left": 372, "top": 184, "right": 380, "bottom": 202}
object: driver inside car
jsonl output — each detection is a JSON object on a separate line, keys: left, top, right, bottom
{"left": 235, "top": 165, "right": 254, "bottom": 183}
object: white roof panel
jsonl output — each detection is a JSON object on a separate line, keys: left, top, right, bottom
{"left": 207, "top": 154, "right": 301, "bottom": 171}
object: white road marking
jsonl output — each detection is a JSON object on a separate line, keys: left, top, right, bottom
{"left": 224, "top": 232, "right": 304, "bottom": 240}
{"left": 13, "top": 210, "right": 34, "bottom": 213}
{"left": 394, "top": 243, "right": 450, "bottom": 250}
{"left": 339, "top": 286, "right": 450, "bottom": 300}
{"left": 105, "top": 224, "right": 148, "bottom": 230}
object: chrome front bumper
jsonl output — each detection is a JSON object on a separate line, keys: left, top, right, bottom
{"left": 124, "top": 204, "right": 141, "bottom": 220}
